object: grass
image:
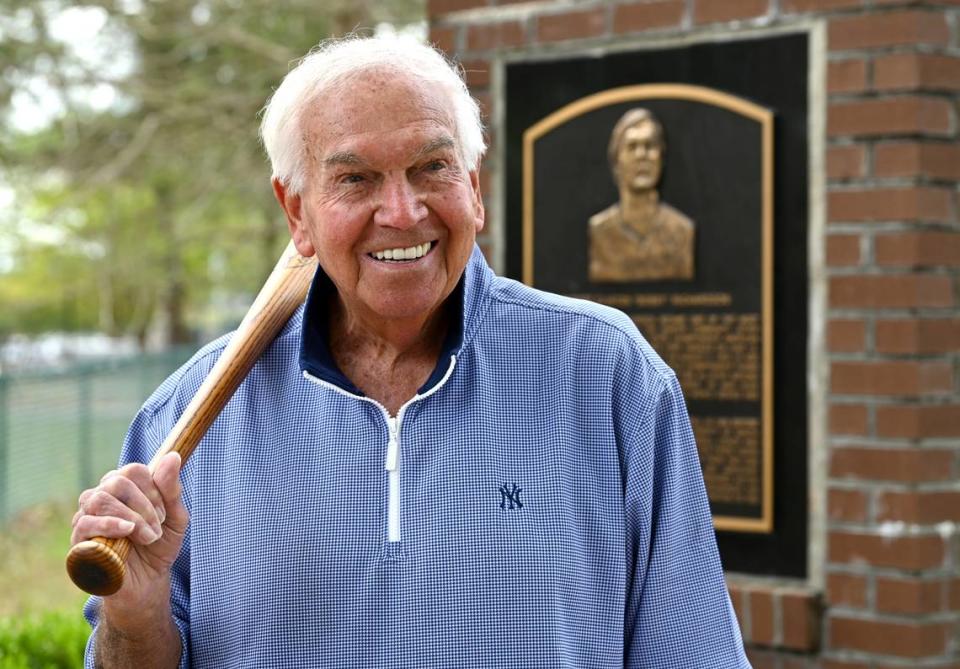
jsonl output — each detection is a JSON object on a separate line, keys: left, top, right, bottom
{"left": 0, "top": 352, "right": 195, "bottom": 666}
{"left": 0, "top": 503, "right": 91, "bottom": 666}
{"left": 0, "top": 503, "right": 88, "bottom": 617}
{"left": 0, "top": 610, "right": 90, "bottom": 668}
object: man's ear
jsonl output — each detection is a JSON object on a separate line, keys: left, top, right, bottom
{"left": 469, "top": 170, "right": 485, "bottom": 233}
{"left": 272, "top": 177, "right": 315, "bottom": 257}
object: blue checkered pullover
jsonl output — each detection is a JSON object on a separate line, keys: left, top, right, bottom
{"left": 85, "top": 246, "right": 750, "bottom": 668}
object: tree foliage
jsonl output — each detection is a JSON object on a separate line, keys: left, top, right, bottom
{"left": 0, "top": 0, "right": 423, "bottom": 345}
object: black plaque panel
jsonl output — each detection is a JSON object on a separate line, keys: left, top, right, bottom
{"left": 505, "top": 33, "right": 809, "bottom": 578}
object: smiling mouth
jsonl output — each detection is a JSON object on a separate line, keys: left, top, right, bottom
{"left": 369, "top": 241, "right": 434, "bottom": 262}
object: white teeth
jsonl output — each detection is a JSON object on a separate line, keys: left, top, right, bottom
{"left": 371, "top": 241, "right": 432, "bottom": 262}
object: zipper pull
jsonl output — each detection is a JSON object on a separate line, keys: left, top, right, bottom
{"left": 385, "top": 416, "right": 399, "bottom": 471}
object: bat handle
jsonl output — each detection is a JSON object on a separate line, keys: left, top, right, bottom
{"left": 66, "top": 536, "right": 132, "bottom": 596}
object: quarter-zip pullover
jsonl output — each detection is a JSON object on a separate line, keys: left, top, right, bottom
{"left": 85, "top": 246, "right": 749, "bottom": 668}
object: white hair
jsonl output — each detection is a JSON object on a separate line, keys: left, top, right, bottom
{"left": 260, "top": 34, "right": 486, "bottom": 194}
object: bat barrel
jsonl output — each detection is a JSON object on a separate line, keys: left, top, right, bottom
{"left": 66, "top": 537, "right": 130, "bottom": 596}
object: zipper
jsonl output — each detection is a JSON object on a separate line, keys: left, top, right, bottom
{"left": 303, "top": 354, "right": 459, "bottom": 547}
{"left": 385, "top": 415, "right": 401, "bottom": 542}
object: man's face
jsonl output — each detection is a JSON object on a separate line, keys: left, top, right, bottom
{"left": 616, "top": 120, "right": 663, "bottom": 193}
{"left": 275, "top": 69, "right": 484, "bottom": 328}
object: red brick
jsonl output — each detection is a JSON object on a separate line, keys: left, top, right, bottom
{"left": 829, "top": 488, "right": 869, "bottom": 522}
{"left": 950, "top": 579, "right": 960, "bottom": 610}
{"left": 728, "top": 584, "right": 747, "bottom": 634}
{"left": 876, "top": 577, "right": 944, "bottom": 614}
{"left": 829, "top": 404, "right": 868, "bottom": 435}
{"left": 827, "top": 144, "right": 866, "bottom": 179}
{"left": 750, "top": 589, "right": 775, "bottom": 646}
{"left": 875, "top": 53, "right": 960, "bottom": 91}
{"left": 781, "top": 658, "right": 812, "bottom": 669}
{"left": 828, "top": 59, "right": 868, "bottom": 94}
{"left": 878, "top": 491, "right": 960, "bottom": 523}
{"left": 467, "top": 21, "right": 525, "bottom": 51}
{"left": 614, "top": 1, "right": 685, "bottom": 32}
{"left": 536, "top": 8, "right": 607, "bottom": 43}
{"left": 477, "top": 237, "right": 494, "bottom": 265}
{"left": 694, "top": 0, "right": 768, "bottom": 23}
{"left": 874, "top": 142, "right": 960, "bottom": 180}
{"left": 877, "top": 404, "right": 960, "bottom": 438}
{"left": 427, "top": 0, "right": 486, "bottom": 16}
{"left": 831, "top": 360, "right": 953, "bottom": 396}
{"left": 826, "top": 234, "right": 861, "bottom": 266}
{"left": 828, "top": 97, "right": 952, "bottom": 137}
{"left": 473, "top": 91, "right": 492, "bottom": 123}
{"left": 829, "top": 275, "right": 953, "bottom": 309}
{"left": 460, "top": 59, "right": 490, "bottom": 88}
{"left": 746, "top": 649, "right": 777, "bottom": 669}
{"left": 876, "top": 318, "right": 960, "bottom": 354}
{"left": 828, "top": 319, "right": 865, "bottom": 352}
{"left": 429, "top": 25, "right": 458, "bottom": 53}
{"left": 830, "top": 616, "right": 948, "bottom": 657}
{"left": 829, "top": 531, "right": 945, "bottom": 569}
{"left": 784, "top": 0, "right": 861, "bottom": 11}
{"left": 827, "top": 572, "right": 868, "bottom": 607}
{"left": 831, "top": 447, "right": 955, "bottom": 483}
{"left": 781, "top": 592, "right": 820, "bottom": 652}
{"left": 829, "top": 11, "right": 950, "bottom": 50}
{"left": 821, "top": 661, "right": 870, "bottom": 669}
{"left": 479, "top": 165, "right": 491, "bottom": 195}
{"left": 829, "top": 186, "right": 953, "bottom": 222}
{"left": 876, "top": 232, "right": 960, "bottom": 267}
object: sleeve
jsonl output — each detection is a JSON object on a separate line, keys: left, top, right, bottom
{"left": 622, "top": 372, "right": 751, "bottom": 669}
{"left": 82, "top": 404, "right": 192, "bottom": 669}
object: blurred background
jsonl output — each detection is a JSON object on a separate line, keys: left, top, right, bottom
{"left": 5, "top": 1, "right": 957, "bottom": 666}
{"left": 0, "top": 1, "right": 423, "bottom": 663}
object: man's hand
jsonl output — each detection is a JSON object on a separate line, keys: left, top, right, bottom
{"left": 71, "top": 452, "right": 188, "bottom": 613}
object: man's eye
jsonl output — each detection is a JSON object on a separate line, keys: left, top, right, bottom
{"left": 341, "top": 174, "right": 365, "bottom": 184}
{"left": 425, "top": 160, "right": 446, "bottom": 172}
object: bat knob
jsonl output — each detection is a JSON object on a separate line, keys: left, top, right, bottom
{"left": 66, "top": 539, "right": 128, "bottom": 596}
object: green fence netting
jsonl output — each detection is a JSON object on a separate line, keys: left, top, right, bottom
{"left": 0, "top": 348, "right": 195, "bottom": 522}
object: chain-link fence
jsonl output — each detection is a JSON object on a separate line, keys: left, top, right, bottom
{"left": 0, "top": 348, "right": 195, "bottom": 522}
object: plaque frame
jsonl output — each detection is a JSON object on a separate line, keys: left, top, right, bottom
{"left": 522, "top": 84, "right": 775, "bottom": 533}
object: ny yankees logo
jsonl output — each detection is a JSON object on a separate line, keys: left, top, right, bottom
{"left": 499, "top": 483, "right": 524, "bottom": 510}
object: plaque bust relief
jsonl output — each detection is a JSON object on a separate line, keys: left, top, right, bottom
{"left": 589, "top": 108, "right": 695, "bottom": 282}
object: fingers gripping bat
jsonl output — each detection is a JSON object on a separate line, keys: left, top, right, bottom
{"left": 66, "top": 241, "right": 318, "bottom": 596}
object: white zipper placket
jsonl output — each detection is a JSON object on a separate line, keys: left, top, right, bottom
{"left": 303, "top": 354, "right": 458, "bottom": 545}
{"left": 384, "top": 412, "right": 402, "bottom": 542}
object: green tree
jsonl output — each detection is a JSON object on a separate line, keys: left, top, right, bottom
{"left": 0, "top": 0, "right": 424, "bottom": 344}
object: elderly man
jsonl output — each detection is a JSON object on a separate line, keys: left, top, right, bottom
{"left": 73, "top": 35, "right": 750, "bottom": 668}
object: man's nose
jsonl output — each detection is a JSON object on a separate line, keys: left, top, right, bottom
{"left": 374, "top": 177, "right": 427, "bottom": 229}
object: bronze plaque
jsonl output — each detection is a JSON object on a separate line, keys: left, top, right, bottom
{"left": 522, "top": 85, "right": 774, "bottom": 533}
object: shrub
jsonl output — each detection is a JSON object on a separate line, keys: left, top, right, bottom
{"left": 0, "top": 610, "right": 88, "bottom": 668}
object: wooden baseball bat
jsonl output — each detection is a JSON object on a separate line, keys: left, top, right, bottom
{"left": 66, "top": 240, "right": 318, "bottom": 596}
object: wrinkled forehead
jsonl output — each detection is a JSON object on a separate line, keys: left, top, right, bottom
{"left": 299, "top": 67, "right": 458, "bottom": 160}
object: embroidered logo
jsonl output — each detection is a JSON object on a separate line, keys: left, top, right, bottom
{"left": 499, "top": 483, "right": 524, "bottom": 510}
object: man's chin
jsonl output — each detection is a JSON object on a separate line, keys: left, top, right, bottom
{"left": 628, "top": 178, "right": 657, "bottom": 192}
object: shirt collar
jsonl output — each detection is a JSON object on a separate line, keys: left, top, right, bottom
{"left": 299, "top": 248, "right": 487, "bottom": 397}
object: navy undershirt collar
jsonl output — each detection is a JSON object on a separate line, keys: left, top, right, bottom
{"left": 299, "top": 266, "right": 465, "bottom": 398}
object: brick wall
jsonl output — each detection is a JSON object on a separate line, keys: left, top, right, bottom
{"left": 428, "top": 0, "right": 960, "bottom": 666}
